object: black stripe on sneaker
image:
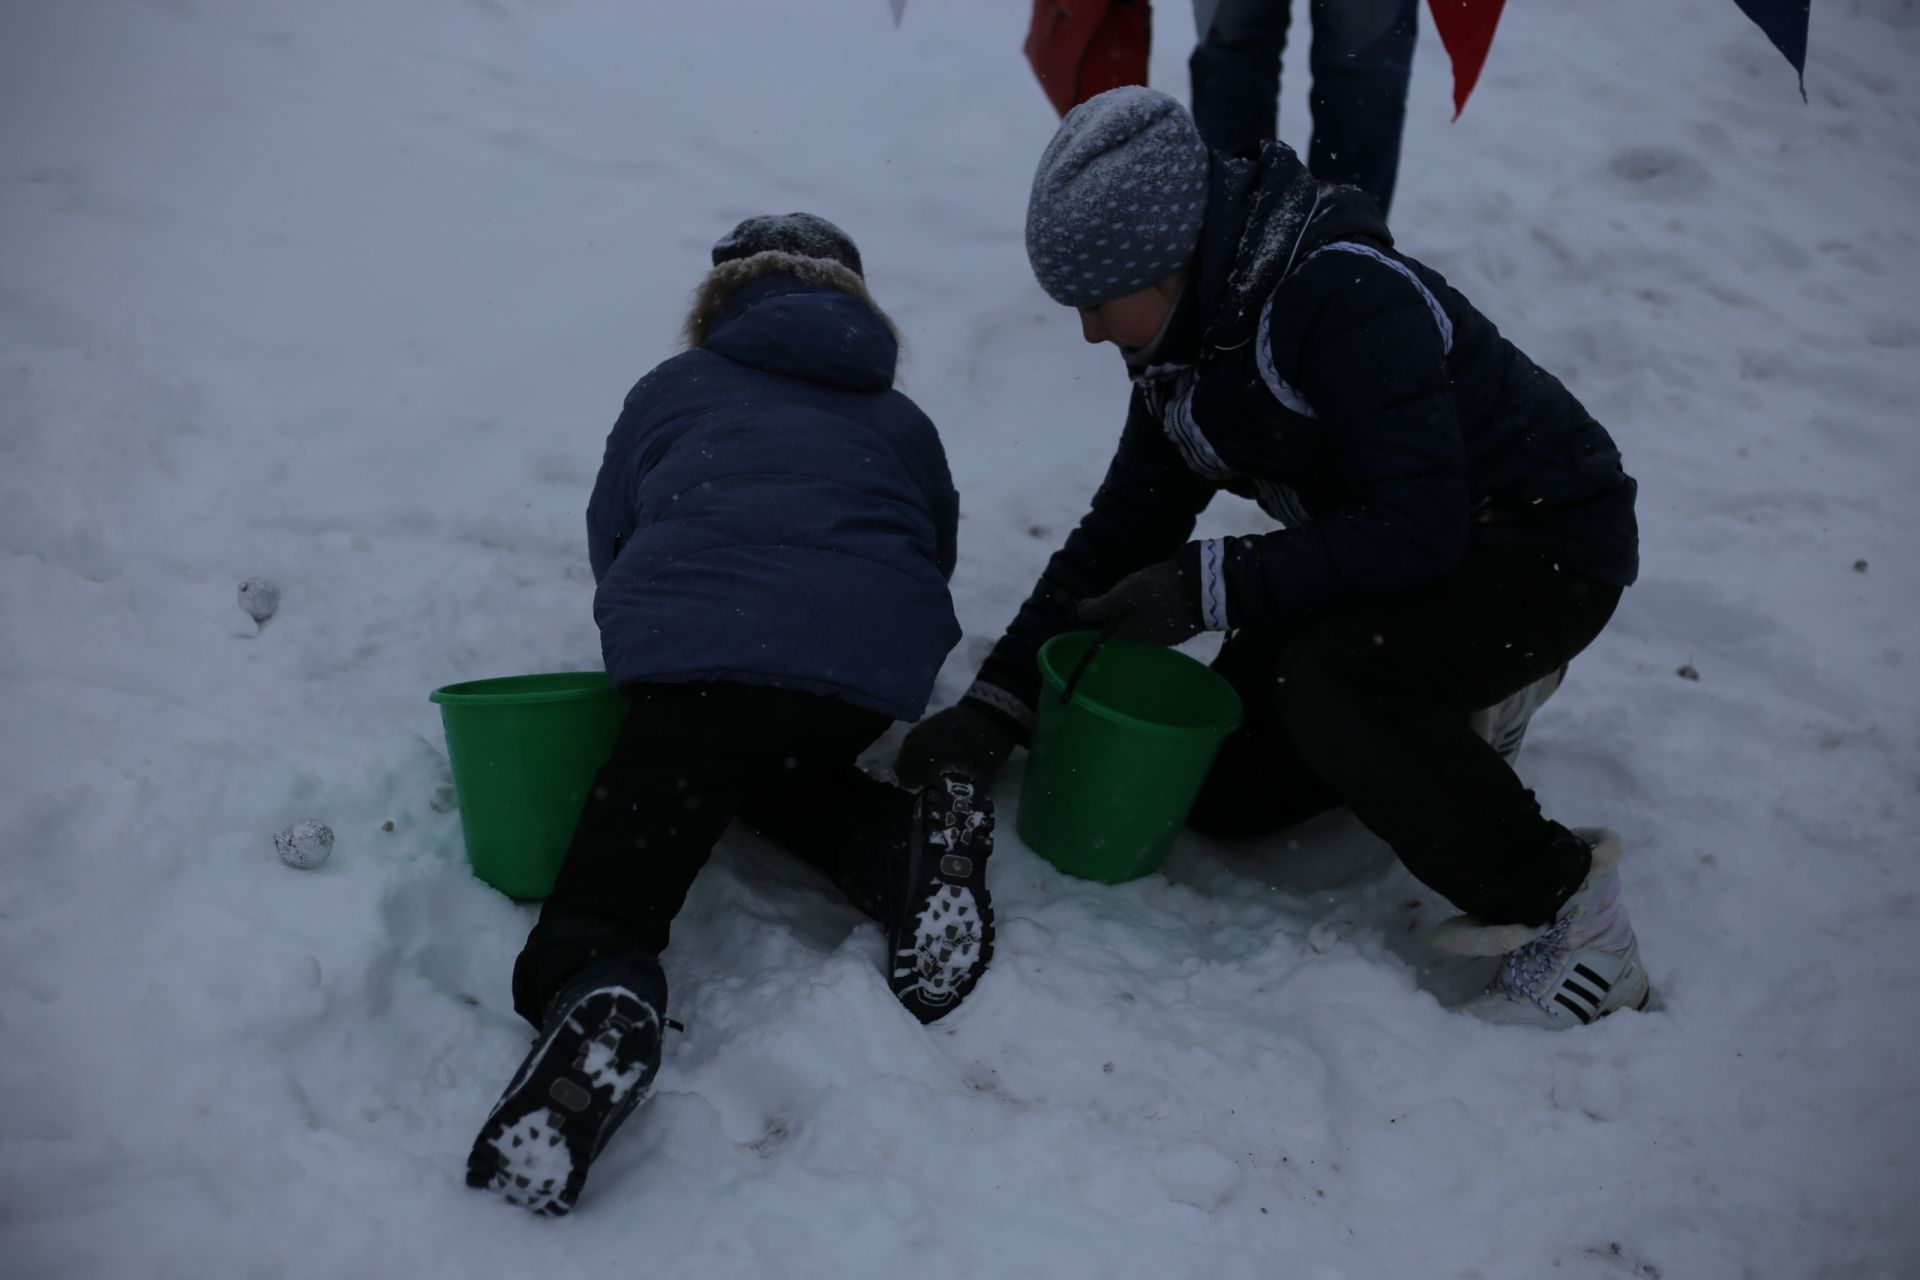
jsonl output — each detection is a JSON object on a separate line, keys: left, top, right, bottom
{"left": 1553, "top": 993, "right": 1593, "bottom": 1024}
{"left": 1564, "top": 979, "right": 1603, "bottom": 1007}
{"left": 1573, "top": 963, "right": 1612, "bottom": 992}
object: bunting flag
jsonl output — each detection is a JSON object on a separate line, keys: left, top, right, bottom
{"left": 1014, "top": 0, "right": 1811, "bottom": 122}
{"left": 1024, "top": 0, "right": 1152, "bottom": 118}
{"left": 1426, "top": 0, "right": 1506, "bottom": 120}
{"left": 1430, "top": 0, "right": 1812, "bottom": 115}
{"left": 1732, "top": 0, "right": 1812, "bottom": 98}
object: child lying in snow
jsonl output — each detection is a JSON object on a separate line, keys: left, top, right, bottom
{"left": 467, "top": 214, "right": 996, "bottom": 1216}
{"left": 899, "top": 88, "right": 1649, "bottom": 1030}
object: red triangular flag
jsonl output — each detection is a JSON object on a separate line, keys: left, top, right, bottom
{"left": 1427, "top": 0, "right": 1507, "bottom": 118}
{"left": 1025, "top": 0, "right": 1151, "bottom": 117}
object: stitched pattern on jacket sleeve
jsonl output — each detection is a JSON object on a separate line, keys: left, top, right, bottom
{"left": 1305, "top": 241, "right": 1455, "bottom": 354}
{"left": 1198, "top": 538, "right": 1230, "bottom": 631}
{"left": 1255, "top": 292, "right": 1317, "bottom": 418}
{"left": 1159, "top": 375, "right": 1237, "bottom": 482}
{"left": 964, "top": 680, "right": 1034, "bottom": 731}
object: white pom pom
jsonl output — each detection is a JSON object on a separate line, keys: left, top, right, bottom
{"left": 239, "top": 577, "right": 281, "bottom": 625}
{"left": 275, "top": 820, "right": 333, "bottom": 869}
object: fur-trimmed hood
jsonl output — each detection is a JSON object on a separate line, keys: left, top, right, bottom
{"left": 587, "top": 250, "right": 961, "bottom": 722}
{"left": 681, "top": 250, "right": 901, "bottom": 392}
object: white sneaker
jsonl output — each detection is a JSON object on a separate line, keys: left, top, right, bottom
{"left": 1470, "top": 665, "right": 1566, "bottom": 765}
{"left": 1431, "top": 829, "right": 1651, "bottom": 1029}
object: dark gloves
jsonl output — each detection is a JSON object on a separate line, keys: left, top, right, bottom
{"left": 1077, "top": 560, "right": 1203, "bottom": 646}
{"left": 896, "top": 699, "right": 1024, "bottom": 790}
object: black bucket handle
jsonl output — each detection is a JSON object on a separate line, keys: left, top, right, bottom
{"left": 1059, "top": 620, "right": 1122, "bottom": 707}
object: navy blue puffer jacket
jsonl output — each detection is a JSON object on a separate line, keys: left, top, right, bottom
{"left": 586, "top": 263, "right": 961, "bottom": 722}
{"left": 971, "top": 142, "right": 1638, "bottom": 720}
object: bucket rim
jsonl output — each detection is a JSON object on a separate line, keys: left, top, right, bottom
{"left": 429, "top": 671, "right": 619, "bottom": 707}
{"left": 1036, "top": 632, "right": 1244, "bottom": 738}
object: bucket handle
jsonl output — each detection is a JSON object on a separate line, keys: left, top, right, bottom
{"left": 1059, "top": 619, "right": 1122, "bottom": 707}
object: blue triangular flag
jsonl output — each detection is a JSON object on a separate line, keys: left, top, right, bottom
{"left": 1733, "top": 0, "right": 1811, "bottom": 99}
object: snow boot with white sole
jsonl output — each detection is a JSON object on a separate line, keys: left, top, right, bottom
{"left": 1431, "top": 828, "right": 1651, "bottom": 1028}
{"left": 889, "top": 772, "right": 995, "bottom": 1024}
{"left": 1469, "top": 663, "right": 1566, "bottom": 765}
{"left": 467, "top": 954, "right": 667, "bottom": 1215}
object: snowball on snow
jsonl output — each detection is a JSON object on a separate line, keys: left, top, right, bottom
{"left": 275, "top": 820, "right": 333, "bottom": 869}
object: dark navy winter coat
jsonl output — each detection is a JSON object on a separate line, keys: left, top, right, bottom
{"left": 972, "top": 142, "right": 1639, "bottom": 719}
{"left": 586, "top": 268, "right": 961, "bottom": 722}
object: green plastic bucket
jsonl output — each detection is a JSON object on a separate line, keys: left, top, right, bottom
{"left": 1017, "top": 632, "right": 1244, "bottom": 883}
{"left": 428, "top": 672, "right": 629, "bottom": 900}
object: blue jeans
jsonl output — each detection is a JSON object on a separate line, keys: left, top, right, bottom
{"left": 1189, "top": 0, "right": 1418, "bottom": 215}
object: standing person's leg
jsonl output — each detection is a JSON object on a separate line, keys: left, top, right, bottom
{"left": 1269, "top": 542, "right": 1620, "bottom": 926}
{"left": 1304, "top": 0, "right": 1417, "bottom": 214}
{"left": 1189, "top": 0, "right": 1293, "bottom": 154}
{"left": 513, "top": 683, "right": 817, "bottom": 1026}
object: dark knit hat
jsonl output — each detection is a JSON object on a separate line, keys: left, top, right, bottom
{"left": 711, "top": 212, "right": 864, "bottom": 278}
{"left": 1025, "top": 86, "right": 1210, "bottom": 308}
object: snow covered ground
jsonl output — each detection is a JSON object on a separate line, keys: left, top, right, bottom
{"left": 3, "top": 0, "right": 1917, "bottom": 1274}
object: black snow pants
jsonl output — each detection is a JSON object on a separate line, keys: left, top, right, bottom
{"left": 512, "top": 682, "right": 914, "bottom": 1026}
{"left": 1186, "top": 539, "right": 1622, "bottom": 927}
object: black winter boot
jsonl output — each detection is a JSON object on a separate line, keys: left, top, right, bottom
{"left": 467, "top": 953, "right": 668, "bottom": 1215}
{"left": 888, "top": 773, "right": 996, "bottom": 1023}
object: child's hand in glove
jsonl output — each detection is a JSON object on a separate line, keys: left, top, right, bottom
{"left": 896, "top": 699, "right": 1024, "bottom": 790}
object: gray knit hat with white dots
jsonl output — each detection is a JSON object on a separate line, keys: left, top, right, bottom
{"left": 1026, "top": 86, "right": 1210, "bottom": 308}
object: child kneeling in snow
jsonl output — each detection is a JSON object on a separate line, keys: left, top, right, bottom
{"left": 900, "top": 88, "right": 1648, "bottom": 1030}
{"left": 468, "top": 214, "right": 995, "bottom": 1216}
